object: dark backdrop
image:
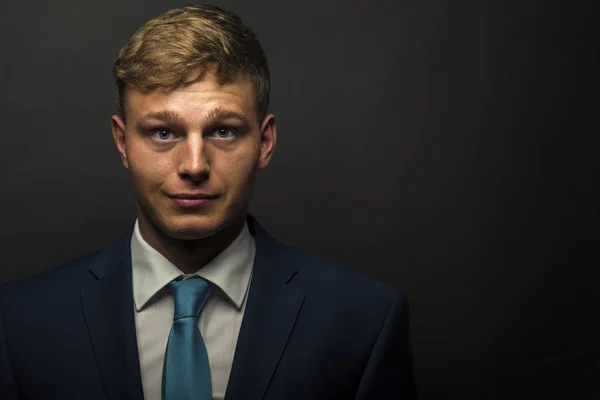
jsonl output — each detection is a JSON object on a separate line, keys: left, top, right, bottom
{"left": 0, "top": 1, "right": 597, "bottom": 398}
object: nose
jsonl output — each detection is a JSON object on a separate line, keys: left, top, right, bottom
{"left": 177, "top": 133, "right": 210, "bottom": 183}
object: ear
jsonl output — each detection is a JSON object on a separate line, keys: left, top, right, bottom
{"left": 257, "top": 113, "right": 277, "bottom": 170}
{"left": 111, "top": 114, "right": 129, "bottom": 169}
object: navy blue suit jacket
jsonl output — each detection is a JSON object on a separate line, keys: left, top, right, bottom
{"left": 0, "top": 215, "right": 416, "bottom": 399}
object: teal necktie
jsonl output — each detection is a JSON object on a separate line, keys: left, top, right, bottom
{"left": 162, "top": 276, "right": 213, "bottom": 400}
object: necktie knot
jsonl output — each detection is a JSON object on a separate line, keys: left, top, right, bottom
{"left": 169, "top": 276, "right": 212, "bottom": 320}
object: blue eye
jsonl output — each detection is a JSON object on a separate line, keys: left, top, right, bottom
{"left": 151, "top": 129, "right": 174, "bottom": 140}
{"left": 212, "top": 127, "right": 236, "bottom": 139}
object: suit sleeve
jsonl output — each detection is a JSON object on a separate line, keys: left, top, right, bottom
{"left": 354, "top": 292, "right": 417, "bottom": 400}
{"left": 0, "top": 305, "right": 19, "bottom": 399}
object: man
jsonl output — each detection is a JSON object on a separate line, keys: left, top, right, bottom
{"left": 0, "top": 5, "right": 416, "bottom": 399}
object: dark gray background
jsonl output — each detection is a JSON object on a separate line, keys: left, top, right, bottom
{"left": 0, "top": 0, "right": 597, "bottom": 398}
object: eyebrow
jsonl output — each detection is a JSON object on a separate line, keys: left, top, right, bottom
{"left": 204, "top": 108, "right": 250, "bottom": 125}
{"left": 136, "top": 110, "right": 186, "bottom": 130}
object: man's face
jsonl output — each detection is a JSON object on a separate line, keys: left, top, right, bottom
{"left": 112, "top": 69, "right": 276, "bottom": 240}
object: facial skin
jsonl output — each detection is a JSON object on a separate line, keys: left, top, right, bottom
{"left": 112, "top": 68, "right": 276, "bottom": 273}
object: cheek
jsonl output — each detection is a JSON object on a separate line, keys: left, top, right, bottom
{"left": 127, "top": 147, "right": 167, "bottom": 190}
{"left": 214, "top": 147, "right": 259, "bottom": 190}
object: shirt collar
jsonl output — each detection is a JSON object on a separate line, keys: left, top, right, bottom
{"left": 131, "top": 218, "right": 255, "bottom": 312}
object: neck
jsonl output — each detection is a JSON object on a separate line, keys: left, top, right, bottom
{"left": 137, "top": 212, "right": 247, "bottom": 275}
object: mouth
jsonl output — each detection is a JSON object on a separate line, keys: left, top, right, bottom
{"left": 167, "top": 193, "right": 219, "bottom": 209}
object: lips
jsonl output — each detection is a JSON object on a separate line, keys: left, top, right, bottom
{"left": 169, "top": 193, "right": 218, "bottom": 200}
{"left": 168, "top": 193, "right": 218, "bottom": 209}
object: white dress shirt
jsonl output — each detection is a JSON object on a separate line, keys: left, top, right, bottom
{"left": 131, "top": 219, "right": 255, "bottom": 400}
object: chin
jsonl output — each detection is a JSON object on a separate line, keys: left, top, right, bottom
{"left": 161, "top": 215, "right": 228, "bottom": 240}
{"left": 138, "top": 196, "right": 246, "bottom": 242}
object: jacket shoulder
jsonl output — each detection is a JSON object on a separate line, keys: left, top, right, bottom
{"left": 281, "top": 244, "right": 406, "bottom": 303}
{"left": 0, "top": 249, "right": 103, "bottom": 303}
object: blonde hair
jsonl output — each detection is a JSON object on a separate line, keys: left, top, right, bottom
{"left": 112, "top": 5, "right": 270, "bottom": 121}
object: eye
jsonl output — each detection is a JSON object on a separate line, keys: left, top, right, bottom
{"left": 150, "top": 129, "right": 175, "bottom": 141}
{"left": 211, "top": 127, "right": 237, "bottom": 139}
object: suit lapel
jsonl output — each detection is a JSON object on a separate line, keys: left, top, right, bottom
{"left": 80, "top": 228, "right": 144, "bottom": 400}
{"left": 225, "top": 216, "right": 305, "bottom": 400}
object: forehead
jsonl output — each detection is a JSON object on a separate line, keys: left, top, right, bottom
{"left": 124, "top": 71, "right": 257, "bottom": 122}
